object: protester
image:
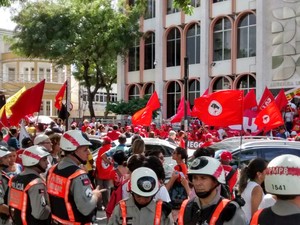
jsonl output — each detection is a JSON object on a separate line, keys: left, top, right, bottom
{"left": 107, "top": 167, "right": 173, "bottom": 225}
{"left": 8, "top": 145, "right": 51, "bottom": 225}
{"left": 46, "top": 130, "right": 104, "bottom": 224}
{"left": 5, "top": 147, "right": 22, "bottom": 177}
{"left": 7, "top": 127, "right": 20, "bottom": 150}
{"left": 238, "top": 158, "right": 268, "bottom": 223}
{"left": 177, "top": 156, "right": 247, "bottom": 225}
{"left": 166, "top": 130, "right": 177, "bottom": 144}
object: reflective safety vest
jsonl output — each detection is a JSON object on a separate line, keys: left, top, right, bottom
{"left": 47, "top": 165, "right": 93, "bottom": 225}
{"left": 8, "top": 174, "right": 46, "bottom": 225}
{"left": 178, "top": 198, "right": 231, "bottom": 225}
{"left": 250, "top": 209, "right": 263, "bottom": 225}
{"left": 119, "top": 200, "right": 163, "bottom": 225}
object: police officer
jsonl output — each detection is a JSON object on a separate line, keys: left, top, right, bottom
{"left": 8, "top": 145, "right": 51, "bottom": 225}
{"left": 46, "top": 130, "right": 104, "bottom": 225}
{"left": 178, "top": 156, "right": 247, "bottom": 225}
{"left": 0, "top": 146, "right": 11, "bottom": 225}
{"left": 108, "top": 167, "right": 173, "bottom": 225}
{"left": 250, "top": 154, "right": 300, "bottom": 225}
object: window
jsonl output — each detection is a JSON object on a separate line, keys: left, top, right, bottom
{"left": 53, "top": 68, "right": 58, "bottom": 82}
{"left": 232, "top": 149, "right": 258, "bottom": 165}
{"left": 213, "top": 0, "right": 229, "bottom": 2}
{"left": 144, "top": 32, "right": 155, "bottom": 70}
{"left": 8, "top": 68, "right": 15, "bottom": 81}
{"left": 129, "top": 85, "right": 140, "bottom": 100}
{"left": 191, "top": 0, "right": 200, "bottom": 7}
{"left": 40, "top": 100, "right": 51, "bottom": 116}
{"left": 128, "top": 40, "right": 140, "bottom": 71}
{"left": 237, "top": 13, "right": 256, "bottom": 58}
{"left": 46, "top": 68, "right": 51, "bottom": 82}
{"left": 213, "top": 77, "right": 231, "bottom": 91}
{"left": 39, "top": 68, "right": 45, "bottom": 81}
{"left": 145, "top": 83, "right": 155, "bottom": 95}
{"left": 213, "top": 18, "right": 231, "bottom": 61}
{"left": 167, "top": 28, "right": 181, "bottom": 67}
{"left": 167, "top": 0, "right": 179, "bottom": 14}
{"left": 263, "top": 148, "right": 300, "bottom": 162}
{"left": 167, "top": 81, "right": 181, "bottom": 118}
{"left": 189, "top": 79, "right": 201, "bottom": 108}
{"left": 145, "top": 0, "right": 155, "bottom": 19}
{"left": 237, "top": 74, "right": 256, "bottom": 95}
{"left": 186, "top": 24, "right": 201, "bottom": 64}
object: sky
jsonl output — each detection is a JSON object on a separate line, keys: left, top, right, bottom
{"left": 0, "top": 6, "right": 17, "bottom": 30}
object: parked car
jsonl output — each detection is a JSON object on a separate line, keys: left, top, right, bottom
{"left": 87, "top": 135, "right": 103, "bottom": 153}
{"left": 213, "top": 139, "right": 300, "bottom": 167}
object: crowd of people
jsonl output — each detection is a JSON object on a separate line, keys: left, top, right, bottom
{"left": 0, "top": 116, "right": 299, "bottom": 225}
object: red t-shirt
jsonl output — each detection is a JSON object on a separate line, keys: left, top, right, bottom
{"left": 95, "top": 144, "right": 113, "bottom": 180}
{"left": 107, "top": 130, "right": 121, "bottom": 141}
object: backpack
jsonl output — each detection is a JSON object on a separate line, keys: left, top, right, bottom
{"left": 106, "top": 173, "right": 129, "bottom": 219}
{"left": 168, "top": 165, "right": 188, "bottom": 209}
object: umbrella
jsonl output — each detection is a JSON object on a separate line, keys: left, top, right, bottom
{"left": 33, "top": 115, "right": 54, "bottom": 124}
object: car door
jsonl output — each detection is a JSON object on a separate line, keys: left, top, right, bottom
{"left": 232, "top": 148, "right": 259, "bottom": 166}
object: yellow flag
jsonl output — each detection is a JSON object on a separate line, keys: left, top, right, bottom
{"left": 0, "top": 86, "right": 26, "bottom": 117}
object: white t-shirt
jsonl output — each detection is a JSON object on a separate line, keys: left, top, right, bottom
{"left": 154, "top": 185, "right": 171, "bottom": 202}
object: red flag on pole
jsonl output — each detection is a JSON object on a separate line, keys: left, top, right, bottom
{"left": 9, "top": 80, "right": 45, "bottom": 126}
{"left": 191, "top": 89, "right": 209, "bottom": 117}
{"left": 254, "top": 101, "right": 284, "bottom": 132}
{"left": 275, "top": 89, "right": 288, "bottom": 111}
{"left": 132, "top": 91, "right": 160, "bottom": 126}
{"left": 258, "top": 87, "right": 275, "bottom": 111}
{"left": 170, "top": 97, "right": 191, "bottom": 123}
{"left": 243, "top": 89, "right": 257, "bottom": 110}
{"left": 55, "top": 81, "right": 67, "bottom": 110}
{"left": 193, "top": 90, "right": 244, "bottom": 127}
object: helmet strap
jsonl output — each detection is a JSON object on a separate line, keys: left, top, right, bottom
{"left": 72, "top": 152, "right": 87, "bottom": 165}
{"left": 195, "top": 183, "right": 219, "bottom": 199}
{"left": 36, "top": 164, "right": 46, "bottom": 173}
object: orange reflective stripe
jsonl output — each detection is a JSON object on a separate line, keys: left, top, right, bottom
{"left": 177, "top": 199, "right": 189, "bottom": 225}
{"left": 52, "top": 214, "right": 92, "bottom": 225}
{"left": 9, "top": 178, "right": 41, "bottom": 225}
{"left": 209, "top": 199, "right": 230, "bottom": 225}
{"left": 48, "top": 165, "right": 88, "bottom": 223}
{"left": 250, "top": 209, "right": 263, "bottom": 225}
{"left": 119, "top": 200, "right": 127, "bottom": 225}
{"left": 154, "top": 200, "right": 162, "bottom": 225}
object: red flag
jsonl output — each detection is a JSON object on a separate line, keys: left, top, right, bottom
{"left": 146, "top": 91, "right": 160, "bottom": 110}
{"left": 258, "top": 87, "right": 274, "bottom": 111}
{"left": 243, "top": 89, "right": 257, "bottom": 110}
{"left": 170, "top": 97, "right": 191, "bottom": 123}
{"left": 131, "top": 91, "right": 160, "bottom": 126}
{"left": 191, "top": 89, "right": 208, "bottom": 117}
{"left": 55, "top": 81, "right": 67, "bottom": 110}
{"left": 275, "top": 89, "right": 288, "bottom": 111}
{"left": 193, "top": 90, "right": 244, "bottom": 127}
{"left": 254, "top": 101, "right": 284, "bottom": 132}
{"left": 9, "top": 80, "right": 45, "bottom": 126}
{"left": 131, "top": 106, "right": 153, "bottom": 126}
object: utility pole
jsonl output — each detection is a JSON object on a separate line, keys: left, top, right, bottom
{"left": 184, "top": 57, "right": 189, "bottom": 133}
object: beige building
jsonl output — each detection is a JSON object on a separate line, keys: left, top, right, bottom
{"left": 117, "top": 0, "right": 300, "bottom": 120}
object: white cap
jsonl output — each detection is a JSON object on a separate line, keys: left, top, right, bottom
{"left": 34, "top": 134, "right": 50, "bottom": 145}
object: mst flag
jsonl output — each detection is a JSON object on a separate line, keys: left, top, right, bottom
{"left": 254, "top": 101, "right": 284, "bottom": 132}
{"left": 193, "top": 90, "right": 244, "bottom": 127}
{"left": 55, "top": 81, "right": 67, "bottom": 110}
{"left": 258, "top": 87, "right": 274, "bottom": 111}
{"left": 132, "top": 91, "right": 160, "bottom": 126}
{"left": 243, "top": 89, "right": 257, "bottom": 110}
{"left": 9, "top": 80, "right": 45, "bottom": 126}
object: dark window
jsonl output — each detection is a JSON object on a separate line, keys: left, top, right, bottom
{"left": 167, "top": 0, "right": 180, "bottom": 14}
{"left": 238, "top": 13, "right": 256, "bottom": 58}
{"left": 262, "top": 148, "right": 300, "bottom": 162}
{"left": 128, "top": 40, "right": 140, "bottom": 71}
{"left": 145, "top": 83, "right": 155, "bottom": 95}
{"left": 145, "top": 0, "right": 155, "bottom": 19}
{"left": 186, "top": 24, "right": 201, "bottom": 64}
{"left": 237, "top": 74, "right": 256, "bottom": 95}
{"left": 213, "top": 18, "right": 231, "bottom": 61}
{"left": 167, "top": 28, "right": 181, "bottom": 67}
{"left": 129, "top": 85, "right": 140, "bottom": 100}
{"left": 213, "top": 77, "right": 231, "bottom": 91}
{"left": 189, "top": 79, "right": 201, "bottom": 109}
{"left": 144, "top": 32, "right": 155, "bottom": 70}
{"left": 191, "top": 0, "right": 200, "bottom": 7}
{"left": 232, "top": 149, "right": 258, "bottom": 165}
{"left": 167, "top": 81, "right": 181, "bottom": 118}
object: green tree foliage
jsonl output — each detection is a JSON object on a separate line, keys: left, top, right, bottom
{"left": 107, "top": 95, "right": 159, "bottom": 118}
{"left": 173, "top": 0, "right": 194, "bottom": 15}
{"left": 9, "top": 0, "right": 145, "bottom": 118}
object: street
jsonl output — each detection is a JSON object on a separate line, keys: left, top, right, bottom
{"left": 94, "top": 210, "right": 107, "bottom": 225}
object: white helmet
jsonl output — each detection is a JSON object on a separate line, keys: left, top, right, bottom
{"left": 60, "top": 130, "right": 91, "bottom": 151}
{"left": 22, "top": 145, "right": 50, "bottom": 166}
{"left": 188, "top": 156, "right": 226, "bottom": 184}
{"left": 265, "top": 154, "right": 300, "bottom": 195}
{"left": 131, "top": 167, "right": 159, "bottom": 197}
{"left": 0, "top": 146, "right": 10, "bottom": 158}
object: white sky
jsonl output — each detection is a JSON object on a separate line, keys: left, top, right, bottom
{"left": 0, "top": 6, "right": 17, "bottom": 30}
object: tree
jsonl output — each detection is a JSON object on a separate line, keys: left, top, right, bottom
{"left": 173, "top": 0, "right": 194, "bottom": 15}
{"left": 9, "top": 0, "right": 145, "bottom": 118}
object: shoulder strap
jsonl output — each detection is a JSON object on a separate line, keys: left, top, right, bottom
{"left": 119, "top": 200, "right": 127, "bottom": 225}
{"left": 209, "top": 199, "right": 230, "bottom": 225}
{"left": 177, "top": 199, "right": 189, "bottom": 225}
{"left": 250, "top": 209, "right": 263, "bottom": 225}
{"left": 225, "top": 168, "right": 236, "bottom": 183}
{"left": 154, "top": 200, "right": 163, "bottom": 225}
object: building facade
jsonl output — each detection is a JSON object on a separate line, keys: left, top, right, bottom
{"left": 117, "top": 0, "right": 300, "bottom": 120}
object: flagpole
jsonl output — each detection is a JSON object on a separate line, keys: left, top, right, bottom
{"left": 184, "top": 57, "right": 189, "bottom": 151}
{"left": 65, "top": 80, "right": 69, "bottom": 131}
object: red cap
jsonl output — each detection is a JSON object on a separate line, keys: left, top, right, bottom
{"left": 102, "top": 136, "right": 112, "bottom": 145}
{"left": 220, "top": 151, "right": 232, "bottom": 161}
